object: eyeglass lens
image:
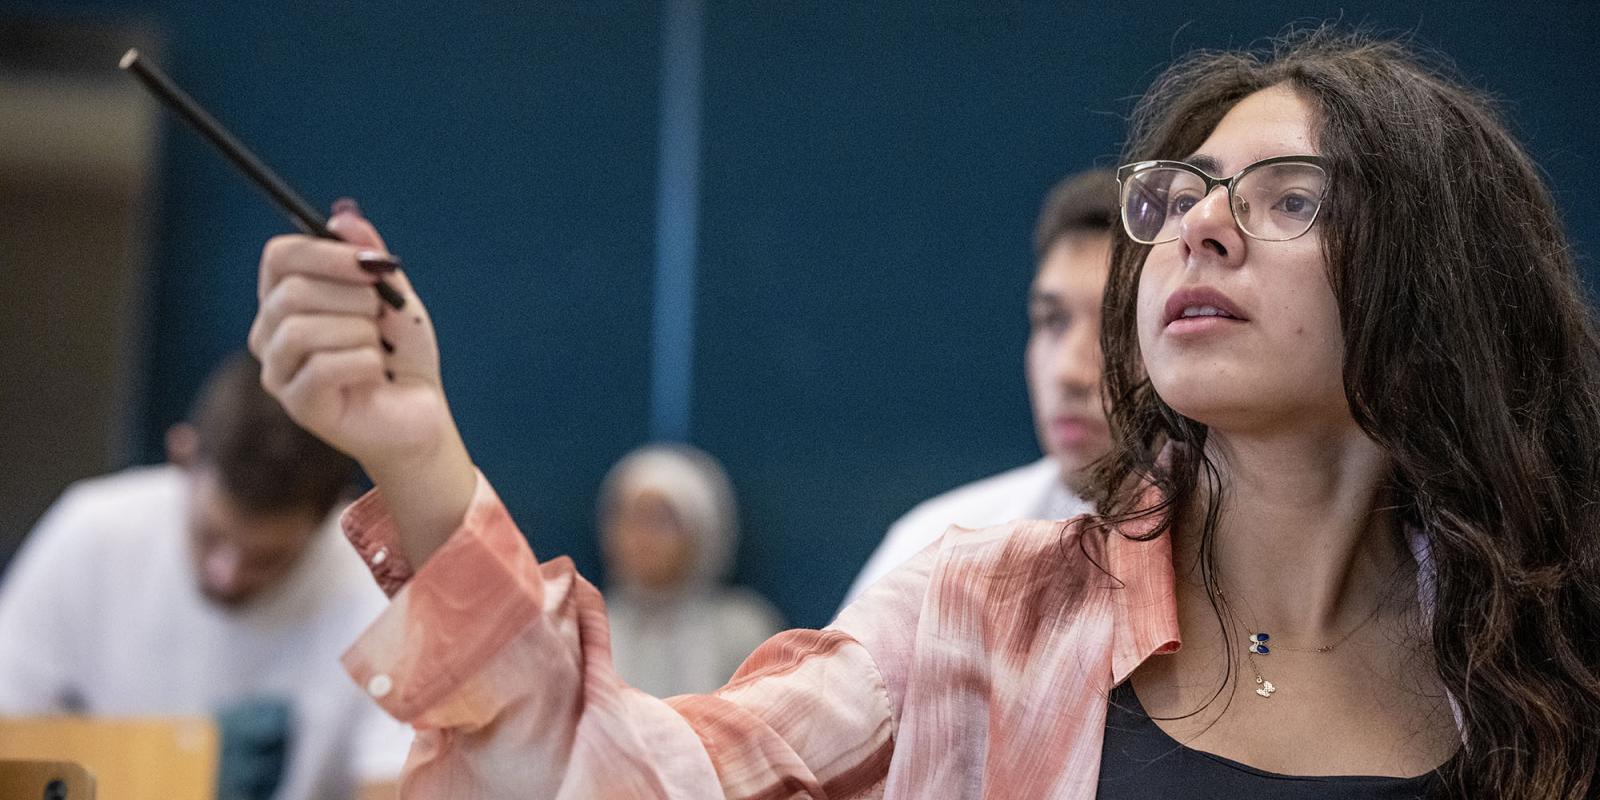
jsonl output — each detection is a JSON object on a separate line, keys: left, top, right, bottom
{"left": 1121, "top": 162, "right": 1326, "bottom": 244}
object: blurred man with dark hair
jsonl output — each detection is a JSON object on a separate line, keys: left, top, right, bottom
{"left": 0, "top": 352, "right": 410, "bottom": 800}
{"left": 841, "top": 170, "right": 1118, "bottom": 605}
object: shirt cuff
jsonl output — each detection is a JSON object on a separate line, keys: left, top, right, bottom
{"left": 341, "top": 488, "right": 416, "bottom": 597}
{"left": 339, "top": 471, "right": 548, "bottom": 725}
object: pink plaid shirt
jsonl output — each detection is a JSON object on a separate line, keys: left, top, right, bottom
{"left": 339, "top": 472, "right": 1181, "bottom": 798}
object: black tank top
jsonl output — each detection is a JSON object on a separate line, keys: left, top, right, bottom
{"left": 1096, "top": 680, "right": 1441, "bottom": 799}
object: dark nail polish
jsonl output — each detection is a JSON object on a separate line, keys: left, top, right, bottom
{"left": 332, "top": 197, "right": 362, "bottom": 216}
{"left": 380, "top": 338, "right": 394, "bottom": 354}
{"left": 356, "top": 251, "right": 402, "bottom": 274}
{"left": 375, "top": 279, "right": 406, "bottom": 310}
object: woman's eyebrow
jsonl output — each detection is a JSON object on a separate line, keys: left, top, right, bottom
{"left": 1184, "top": 153, "right": 1224, "bottom": 176}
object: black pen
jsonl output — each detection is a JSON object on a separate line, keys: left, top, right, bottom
{"left": 119, "top": 48, "right": 406, "bottom": 310}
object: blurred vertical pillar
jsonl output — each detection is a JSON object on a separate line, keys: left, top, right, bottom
{"left": 650, "top": 0, "right": 703, "bottom": 443}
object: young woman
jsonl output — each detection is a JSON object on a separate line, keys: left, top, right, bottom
{"left": 249, "top": 29, "right": 1599, "bottom": 799}
{"left": 597, "top": 444, "right": 783, "bottom": 697}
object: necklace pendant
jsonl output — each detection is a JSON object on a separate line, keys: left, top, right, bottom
{"left": 1246, "top": 633, "right": 1271, "bottom": 655}
{"left": 1254, "top": 679, "right": 1276, "bottom": 698}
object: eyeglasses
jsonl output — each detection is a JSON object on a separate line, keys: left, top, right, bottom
{"left": 1116, "top": 155, "right": 1328, "bottom": 245}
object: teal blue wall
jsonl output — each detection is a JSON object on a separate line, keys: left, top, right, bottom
{"left": 18, "top": 2, "right": 1598, "bottom": 628}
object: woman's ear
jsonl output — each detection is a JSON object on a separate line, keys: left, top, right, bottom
{"left": 166, "top": 422, "right": 200, "bottom": 467}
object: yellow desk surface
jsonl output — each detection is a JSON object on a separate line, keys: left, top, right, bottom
{"left": 0, "top": 716, "right": 216, "bottom": 800}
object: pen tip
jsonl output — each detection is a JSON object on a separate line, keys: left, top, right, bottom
{"left": 119, "top": 48, "right": 140, "bottom": 70}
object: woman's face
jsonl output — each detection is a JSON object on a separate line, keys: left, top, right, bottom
{"left": 1135, "top": 85, "right": 1348, "bottom": 436}
{"left": 604, "top": 489, "right": 695, "bottom": 590}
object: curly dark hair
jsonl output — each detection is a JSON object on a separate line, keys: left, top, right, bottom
{"left": 1091, "top": 28, "right": 1600, "bottom": 798}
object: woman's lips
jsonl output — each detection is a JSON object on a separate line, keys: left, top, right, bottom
{"left": 1166, "top": 315, "right": 1248, "bottom": 335}
{"left": 1162, "top": 286, "right": 1249, "bottom": 328}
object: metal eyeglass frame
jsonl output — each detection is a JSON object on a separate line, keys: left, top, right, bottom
{"left": 1115, "top": 154, "right": 1328, "bottom": 244}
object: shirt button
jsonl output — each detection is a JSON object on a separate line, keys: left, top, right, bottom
{"left": 367, "top": 673, "right": 393, "bottom": 699}
{"left": 370, "top": 547, "right": 389, "bottom": 566}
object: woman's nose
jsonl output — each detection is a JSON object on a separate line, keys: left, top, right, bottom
{"left": 1178, "top": 185, "right": 1246, "bottom": 262}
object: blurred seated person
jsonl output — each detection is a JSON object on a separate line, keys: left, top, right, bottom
{"left": 0, "top": 352, "right": 411, "bottom": 800}
{"left": 597, "top": 445, "right": 783, "bottom": 696}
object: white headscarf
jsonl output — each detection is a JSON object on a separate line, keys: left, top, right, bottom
{"left": 596, "top": 444, "right": 739, "bottom": 591}
{"left": 597, "top": 445, "right": 782, "bottom": 696}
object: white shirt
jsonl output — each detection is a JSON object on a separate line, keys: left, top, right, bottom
{"left": 840, "top": 457, "right": 1091, "bottom": 609}
{"left": 0, "top": 466, "right": 411, "bottom": 800}
{"left": 606, "top": 586, "right": 784, "bottom": 698}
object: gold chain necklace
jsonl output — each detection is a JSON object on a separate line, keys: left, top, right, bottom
{"left": 1218, "top": 587, "right": 1387, "bottom": 700}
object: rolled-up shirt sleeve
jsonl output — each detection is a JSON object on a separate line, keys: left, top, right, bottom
{"left": 338, "top": 472, "right": 914, "bottom": 799}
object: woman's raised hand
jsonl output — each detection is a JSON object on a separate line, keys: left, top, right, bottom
{"left": 249, "top": 206, "right": 477, "bottom": 563}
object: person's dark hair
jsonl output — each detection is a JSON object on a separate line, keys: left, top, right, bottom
{"left": 191, "top": 352, "right": 356, "bottom": 517}
{"left": 1032, "top": 168, "right": 1118, "bottom": 262}
{"left": 1092, "top": 28, "right": 1600, "bottom": 798}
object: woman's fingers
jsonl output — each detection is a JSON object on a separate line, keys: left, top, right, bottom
{"left": 258, "top": 234, "right": 383, "bottom": 299}
{"left": 327, "top": 209, "right": 387, "bottom": 251}
{"left": 273, "top": 346, "right": 387, "bottom": 435}
{"left": 250, "top": 275, "right": 383, "bottom": 355}
{"left": 258, "top": 314, "right": 383, "bottom": 397}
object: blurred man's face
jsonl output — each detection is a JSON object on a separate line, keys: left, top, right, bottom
{"left": 1025, "top": 234, "right": 1114, "bottom": 493}
{"left": 186, "top": 468, "right": 321, "bottom": 608}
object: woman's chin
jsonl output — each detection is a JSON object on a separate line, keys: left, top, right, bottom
{"left": 1153, "top": 383, "right": 1256, "bottom": 427}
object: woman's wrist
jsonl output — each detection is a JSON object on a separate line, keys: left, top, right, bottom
{"left": 364, "top": 417, "right": 479, "bottom": 567}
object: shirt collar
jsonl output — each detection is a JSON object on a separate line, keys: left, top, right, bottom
{"left": 1104, "top": 492, "right": 1182, "bottom": 685}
